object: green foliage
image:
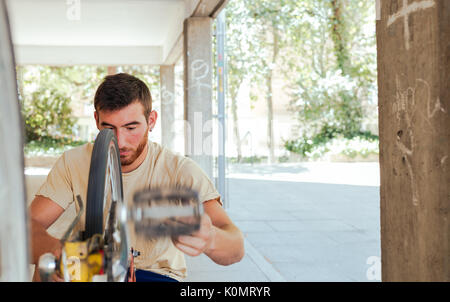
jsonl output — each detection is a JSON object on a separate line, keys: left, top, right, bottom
{"left": 277, "top": 155, "right": 290, "bottom": 163}
{"left": 18, "top": 65, "right": 108, "bottom": 143}
{"left": 281, "top": 0, "right": 378, "bottom": 157}
{"left": 226, "top": 0, "right": 377, "bottom": 160}
{"left": 228, "top": 156, "right": 267, "bottom": 164}
{"left": 226, "top": 1, "right": 270, "bottom": 103}
{"left": 18, "top": 65, "right": 160, "bottom": 153}
{"left": 285, "top": 123, "right": 378, "bottom": 157}
{"left": 21, "top": 87, "right": 76, "bottom": 142}
{"left": 24, "top": 136, "right": 86, "bottom": 156}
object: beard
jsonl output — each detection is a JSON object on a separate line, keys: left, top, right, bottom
{"left": 119, "top": 129, "right": 149, "bottom": 167}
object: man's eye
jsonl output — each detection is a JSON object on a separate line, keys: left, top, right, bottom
{"left": 127, "top": 127, "right": 136, "bottom": 131}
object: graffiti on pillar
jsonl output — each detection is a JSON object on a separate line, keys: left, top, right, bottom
{"left": 442, "top": 156, "right": 448, "bottom": 167}
{"left": 387, "top": 0, "right": 435, "bottom": 50}
{"left": 393, "top": 75, "right": 446, "bottom": 206}
{"left": 189, "top": 59, "right": 211, "bottom": 95}
{"left": 161, "top": 84, "right": 175, "bottom": 106}
{"left": 393, "top": 75, "right": 418, "bottom": 206}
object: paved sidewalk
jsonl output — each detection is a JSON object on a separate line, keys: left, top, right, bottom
{"left": 185, "top": 162, "right": 381, "bottom": 282}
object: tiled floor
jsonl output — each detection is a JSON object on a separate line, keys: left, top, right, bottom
{"left": 184, "top": 162, "right": 381, "bottom": 282}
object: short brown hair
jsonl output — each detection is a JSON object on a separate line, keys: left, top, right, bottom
{"left": 94, "top": 73, "right": 152, "bottom": 121}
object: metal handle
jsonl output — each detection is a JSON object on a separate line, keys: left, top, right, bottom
{"left": 38, "top": 253, "right": 56, "bottom": 282}
{"left": 61, "top": 195, "right": 84, "bottom": 243}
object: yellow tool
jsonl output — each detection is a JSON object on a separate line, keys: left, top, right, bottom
{"left": 38, "top": 196, "right": 107, "bottom": 282}
{"left": 61, "top": 236, "right": 104, "bottom": 282}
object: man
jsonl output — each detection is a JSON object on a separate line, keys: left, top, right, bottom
{"left": 29, "top": 73, "right": 244, "bottom": 282}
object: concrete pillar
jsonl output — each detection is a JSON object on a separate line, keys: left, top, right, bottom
{"left": 377, "top": 0, "right": 449, "bottom": 281}
{"left": 160, "top": 65, "right": 176, "bottom": 150}
{"left": 183, "top": 17, "right": 213, "bottom": 179}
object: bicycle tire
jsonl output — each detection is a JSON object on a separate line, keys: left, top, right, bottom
{"left": 84, "top": 129, "right": 123, "bottom": 239}
{"left": 84, "top": 129, "right": 130, "bottom": 282}
{"left": 0, "top": 0, "right": 29, "bottom": 282}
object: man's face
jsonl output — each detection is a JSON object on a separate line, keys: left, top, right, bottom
{"left": 94, "top": 101, "right": 156, "bottom": 167}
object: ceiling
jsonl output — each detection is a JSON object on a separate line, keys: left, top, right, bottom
{"left": 6, "top": 0, "right": 226, "bottom": 65}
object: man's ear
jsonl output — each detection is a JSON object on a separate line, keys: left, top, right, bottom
{"left": 148, "top": 110, "right": 158, "bottom": 131}
{"left": 94, "top": 111, "right": 100, "bottom": 130}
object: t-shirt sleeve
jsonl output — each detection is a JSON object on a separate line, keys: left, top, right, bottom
{"left": 35, "top": 152, "right": 74, "bottom": 210}
{"left": 175, "top": 158, "right": 222, "bottom": 206}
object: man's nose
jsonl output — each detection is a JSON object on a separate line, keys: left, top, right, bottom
{"left": 115, "top": 129, "right": 126, "bottom": 149}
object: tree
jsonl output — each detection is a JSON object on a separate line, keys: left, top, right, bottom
{"left": 18, "top": 65, "right": 160, "bottom": 146}
{"left": 283, "top": 0, "right": 378, "bottom": 156}
{"left": 226, "top": 6, "right": 244, "bottom": 162}
{"left": 226, "top": 1, "right": 291, "bottom": 163}
{"left": 226, "top": 1, "right": 264, "bottom": 162}
{"left": 329, "top": 0, "right": 350, "bottom": 75}
{"left": 18, "top": 65, "right": 107, "bottom": 142}
{"left": 243, "top": 0, "right": 291, "bottom": 163}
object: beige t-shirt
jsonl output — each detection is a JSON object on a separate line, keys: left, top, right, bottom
{"left": 36, "top": 140, "right": 221, "bottom": 281}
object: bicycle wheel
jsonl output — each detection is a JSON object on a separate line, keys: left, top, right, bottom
{"left": 0, "top": 0, "right": 29, "bottom": 282}
{"left": 85, "top": 129, "right": 129, "bottom": 282}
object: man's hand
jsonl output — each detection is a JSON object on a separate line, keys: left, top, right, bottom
{"left": 172, "top": 199, "right": 244, "bottom": 265}
{"left": 49, "top": 247, "right": 65, "bottom": 282}
{"left": 30, "top": 218, "right": 65, "bottom": 282}
{"left": 172, "top": 213, "right": 216, "bottom": 257}
{"left": 29, "top": 196, "right": 66, "bottom": 281}
{"left": 32, "top": 243, "right": 65, "bottom": 282}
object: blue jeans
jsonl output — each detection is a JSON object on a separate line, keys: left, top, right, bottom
{"left": 135, "top": 269, "right": 179, "bottom": 282}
